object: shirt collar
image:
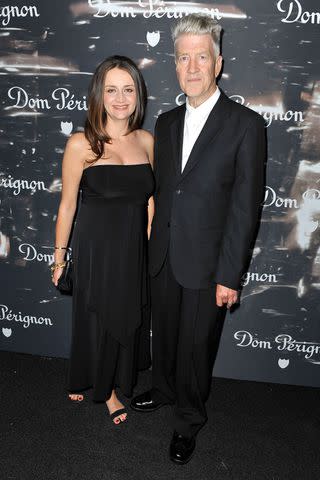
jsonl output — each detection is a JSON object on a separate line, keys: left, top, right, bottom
{"left": 186, "top": 87, "right": 220, "bottom": 118}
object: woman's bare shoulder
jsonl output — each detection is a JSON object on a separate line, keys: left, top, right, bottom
{"left": 65, "top": 132, "right": 95, "bottom": 163}
{"left": 136, "top": 129, "right": 154, "bottom": 147}
{"left": 67, "top": 132, "right": 90, "bottom": 150}
{"left": 137, "top": 128, "right": 153, "bottom": 140}
{"left": 135, "top": 129, "right": 154, "bottom": 165}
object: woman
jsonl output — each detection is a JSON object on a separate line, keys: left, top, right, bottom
{"left": 52, "top": 56, "right": 154, "bottom": 425}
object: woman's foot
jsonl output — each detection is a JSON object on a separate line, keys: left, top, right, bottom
{"left": 68, "top": 394, "right": 84, "bottom": 401}
{"left": 106, "top": 390, "right": 127, "bottom": 425}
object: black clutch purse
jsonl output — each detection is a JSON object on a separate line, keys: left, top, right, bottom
{"left": 57, "top": 258, "right": 73, "bottom": 294}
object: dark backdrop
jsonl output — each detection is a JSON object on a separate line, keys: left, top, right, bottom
{"left": 1, "top": 0, "right": 320, "bottom": 387}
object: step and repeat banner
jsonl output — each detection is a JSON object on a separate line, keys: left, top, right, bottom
{"left": 0, "top": 0, "right": 319, "bottom": 386}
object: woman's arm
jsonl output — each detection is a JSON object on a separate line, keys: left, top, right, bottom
{"left": 142, "top": 130, "right": 155, "bottom": 240}
{"left": 147, "top": 198, "right": 155, "bottom": 240}
{"left": 52, "top": 133, "right": 89, "bottom": 285}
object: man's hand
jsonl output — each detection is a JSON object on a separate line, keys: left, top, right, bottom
{"left": 216, "top": 284, "right": 238, "bottom": 309}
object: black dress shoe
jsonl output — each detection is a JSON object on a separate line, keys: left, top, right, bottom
{"left": 169, "top": 431, "right": 196, "bottom": 465}
{"left": 130, "top": 390, "right": 165, "bottom": 412}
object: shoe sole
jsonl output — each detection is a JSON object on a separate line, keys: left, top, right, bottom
{"left": 130, "top": 403, "right": 164, "bottom": 413}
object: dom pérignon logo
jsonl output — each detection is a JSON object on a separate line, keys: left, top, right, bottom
{"left": 2, "top": 327, "right": 12, "bottom": 338}
{"left": 278, "top": 358, "right": 289, "bottom": 369}
{"left": 60, "top": 121, "right": 73, "bottom": 136}
{"left": 146, "top": 31, "right": 160, "bottom": 47}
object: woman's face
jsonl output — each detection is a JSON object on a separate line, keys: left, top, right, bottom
{"left": 103, "top": 67, "right": 137, "bottom": 122}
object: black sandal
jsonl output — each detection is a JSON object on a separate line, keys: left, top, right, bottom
{"left": 110, "top": 408, "right": 127, "bottom": 424}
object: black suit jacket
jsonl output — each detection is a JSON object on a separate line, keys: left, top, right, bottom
{"left": 149, "top": 90, "right": 266, "bottom": 290}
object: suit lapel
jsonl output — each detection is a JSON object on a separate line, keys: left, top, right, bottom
{"left": 178, "top": 91, "right": 231, "bottom": 182}
{"left": 170, "top": 105, "right": 185, "bottom": 176}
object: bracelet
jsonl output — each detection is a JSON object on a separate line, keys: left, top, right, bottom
{"left": 50, "top": 262, "right": 66, "bottom": 273}
{"left": 54, "top": 246, "right": 67, "bottom": 250}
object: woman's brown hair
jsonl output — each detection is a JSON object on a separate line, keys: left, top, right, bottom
{"left": 84, "top": 55, "right": 147, "bottom": 160}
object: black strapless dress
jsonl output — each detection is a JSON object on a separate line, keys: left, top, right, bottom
{"left": 68, "top": 164, "right": 155, "bottom": 401}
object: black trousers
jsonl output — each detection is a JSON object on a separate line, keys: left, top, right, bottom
{"left": 151, "top": 255, "right": 225, "bottom": 438}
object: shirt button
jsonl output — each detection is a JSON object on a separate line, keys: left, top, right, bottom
{"left": 176, "top": 189, "right": 182, "bottom": 195}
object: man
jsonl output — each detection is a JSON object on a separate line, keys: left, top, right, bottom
{"left": 131, "top": 14, "right": 266, "bottom": 464}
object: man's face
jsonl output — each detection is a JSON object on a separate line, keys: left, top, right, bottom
{"left": 175, "top": 33, "right": 222, "bottom": 108}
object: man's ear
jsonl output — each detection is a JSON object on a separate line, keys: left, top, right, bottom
{"left": 215, "top": 55, "right": 223, "bottom": 78}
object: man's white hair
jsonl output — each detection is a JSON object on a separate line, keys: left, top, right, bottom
{"left": 172, "top": 13, "right": 222, "bottom": 58}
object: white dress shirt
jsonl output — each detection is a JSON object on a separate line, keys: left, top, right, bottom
{"left": 181, "top": 87, "right": 221, "bottom": 172}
